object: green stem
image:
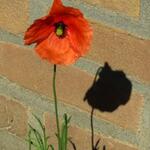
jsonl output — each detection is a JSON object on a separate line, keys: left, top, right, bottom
{"left": 53, "top": 64, "right": 61, "bottom": 150}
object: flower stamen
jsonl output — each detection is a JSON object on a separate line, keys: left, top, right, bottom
{"left": 55, "top": 22, "right": 66, "bottom": 38}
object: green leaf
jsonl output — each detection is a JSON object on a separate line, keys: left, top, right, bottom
{"left": 33, "top": 114, "right": 45, "bottom": 131}
{"left": 60, "top": 114, "right": 71, "bottom": 150}
{"left": 26, "top": 138, "right": 39, "bottom": 147}
{"left": 27, "top": 114, "right": 55, "bottom": 150}
{"left": 33, "top": 114, "right": 51, "bottom": 150}
{"left": 49, "top": 145, "right": 55, "bottom": 150}
{"left": 29, "top": 124, "right": 45, "bottom": 150}
{"left": 28, "top": 128, "right": 32, "bottom": 150}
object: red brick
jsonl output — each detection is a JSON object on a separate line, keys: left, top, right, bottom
{"left": 0, "top": 130, "right": 28, "bottom": 150}
{"left": 0, "top": 42, "right": 144, "bottom": 132}
{"left": 83, "top": 0, "right": 140, "bottom": 17}
{"left": 44, "top": 112, "right": 138, "bottom": 150}
{"left": 0, "top": 95, "right": 28, "bottom": 137}
{"left": 87, "top": 22, "right": 150, "bottom": 84}
{"left": 0, "top": 0, "right": 28, "bottom": 34}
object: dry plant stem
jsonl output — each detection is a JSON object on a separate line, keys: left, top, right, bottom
{"left": 53, "top": 64, "right": 61, "bottom": 150}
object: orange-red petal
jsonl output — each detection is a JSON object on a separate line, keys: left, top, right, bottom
{"left": 35, "top": 32, "right": 79, "bottom": 64}
{"left": 24, "top": 0, "right": 93, "bottom": 65}
{"left": 63, "top": 16, "right": 93, "bottom": 56}
{"left": 24, "top": 16, "right": 54, "bottom": 45}
{"left": 49, "top": 0, "right": 83, "bottom": 17}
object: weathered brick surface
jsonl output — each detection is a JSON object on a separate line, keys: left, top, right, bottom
{"left": 83, "top": 0, "right": 140, "bottom": 17}
{"left": 88, "top": 22, "right": 150, "bottom": 84}
{"left": 0, "top": 95, "right": 28, "bottom": 137}
{"left": 44, "top": 112, "right": 138, "bottom": 150}
{"left": 0, "top": 130, "right": 27, "bottom": 150}
{"left": 0, "top": 42, "right": 144, "bottom": 132}
{"left": 0, "top": 0, "right": 28, "bottom": 34}
{"left": 0, "top": 0, "right": 149, "bottom": 149}
{"left": 96, "top": 92, "right": 144, "bottom": 132}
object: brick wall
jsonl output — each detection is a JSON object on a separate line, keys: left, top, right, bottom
{"left": 0, "top": 0, "right": 150, "bottom": 150}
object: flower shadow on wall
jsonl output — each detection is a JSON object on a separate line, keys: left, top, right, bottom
{"left": 84, "top": 62, "right": 132, "bottom": 150}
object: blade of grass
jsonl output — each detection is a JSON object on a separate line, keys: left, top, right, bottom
{"left": 45, "top": 136, "right": 50, "bottom": 150}
{"left": 49, "top": 145, "right": 55, "bottom": 150}
{"left": 33, "top": 114, "right": 44, "bottom": 131}
{"left": 29, "top": 124, "right": 45, "bottom": 150}
{"left": 26, "top": 138, "right": 39, "bottom": 147}
{"left": 28, "top": 128, "right": 32, "bottom": 150}
{"left": 60, "top": 114, "right": 71, "bottom": 150}
{"left": 32, "top": 114, "right": 50, "bottom": 150}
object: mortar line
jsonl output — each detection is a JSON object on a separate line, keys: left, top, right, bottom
{"left": 0, "top": 75, "right": 140, "bottom": 146}
{"left": 0, "top": 29, "right": 23, "bottom": 46}
{"left": 0, "top": 33, "right": 150, "bottom": 95}
{"left": 0, "top": 130, "right": 28, "bottom": 150}
{"left": 138, "top": 96, "right": 150, "bottom": 150}
{"left": 0, "top": 0, "right": 150, "bottom": 41}
{"left": 63, "top": 0, "right": 150, "bottom": 39}
{"left": 73, "top": 58, "right": 150, "bottom": 96}
{"left": 140, "top": 0, "right": 150, "bottom": 23}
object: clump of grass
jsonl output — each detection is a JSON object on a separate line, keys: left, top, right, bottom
{"left": 27, "top": 114, "right": 71, "bottom": 150}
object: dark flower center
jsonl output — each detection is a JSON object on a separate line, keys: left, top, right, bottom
{"left": 55, "top": 22, "right": 66, "bottom": 38}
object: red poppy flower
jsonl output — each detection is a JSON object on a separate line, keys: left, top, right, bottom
{"left": 24, "top": 0, "right": 93, "bottom": 65}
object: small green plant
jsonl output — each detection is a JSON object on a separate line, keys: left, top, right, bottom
{"left": 59, "top": 114, "right": 71, "bottom": 150}
{"left": 27, "top": 114, "right": 71, "bottom": 150}
{"left": 27, "top": 114, "right": 50, "bottom": 150}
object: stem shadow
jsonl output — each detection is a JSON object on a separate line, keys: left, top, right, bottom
{"left": 84, "top": 62, "right": 132, "bottom": 149}
{"left": 91, "top": 108, "right": 106, "bottom": 150}
{"left": 69, "top": 138, "right": 77, "bottom": 150}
